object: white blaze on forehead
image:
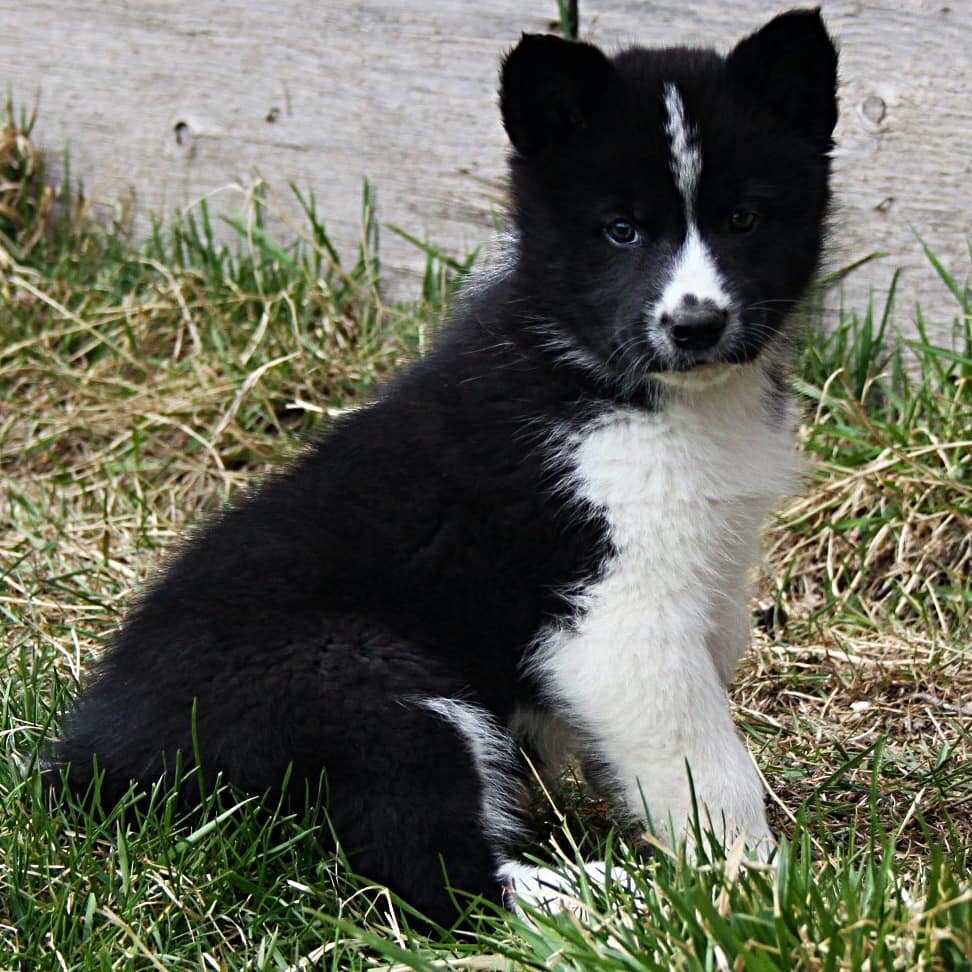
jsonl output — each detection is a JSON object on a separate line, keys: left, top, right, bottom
{"left": 655, "top": 84, "right": 730, "bottom": 323}
{"left": 662, "top": 83, "right": 701, "bottom": 219}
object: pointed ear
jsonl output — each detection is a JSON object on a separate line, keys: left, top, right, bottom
{"left": 500, "top": 34, "right": 614, "bottom": 156}
{"left": 727, "top": 9, "right": 838, "bottom": 145}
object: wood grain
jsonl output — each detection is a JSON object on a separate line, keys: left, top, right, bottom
{"left": 3, "top": 1, "right": 968, "bottom": 335}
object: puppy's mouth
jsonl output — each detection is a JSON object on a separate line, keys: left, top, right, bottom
{"left": 647, "top": 312, "right": 743, "bottom": 371}
{"left": 677, "top": 359, "right": 734, "bottom": 374}
{"left": 644, "top": 304, "right": 780, "bottom": 378}
{"left": 654, "top": 358, "right": 740, "bottom": 389}
{"left": 668, "top": 353, "right": 735, "bottom": 372}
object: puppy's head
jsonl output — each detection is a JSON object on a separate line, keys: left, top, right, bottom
{"left": 500, "top": 10, "right": 838, "bottom": 393}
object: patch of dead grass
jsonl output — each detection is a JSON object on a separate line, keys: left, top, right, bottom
{"left": 738, "top": 628, "right": 970, "bottom": 860}
{"left": 770, "top": 447, "right": 971, "bottom": 636}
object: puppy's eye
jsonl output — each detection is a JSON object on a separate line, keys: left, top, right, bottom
{"left": 604, "top": 219, "right": 640, "bottom": 245}
{"left": 729, "top": 208, "right": 758, "bottom": 233}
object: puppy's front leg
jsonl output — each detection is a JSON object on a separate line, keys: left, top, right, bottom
{"left": 614, "top": 659, "right": 772, "bottom": 853}
{"left": 536, "top": 601, "right": 772, "bottom": 854}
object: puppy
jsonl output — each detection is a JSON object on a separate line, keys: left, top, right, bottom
{"left": 48, "top": 9, "right": 838, "bottom": 927}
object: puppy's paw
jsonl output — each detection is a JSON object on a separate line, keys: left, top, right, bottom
{"left": 647, "top": 741, "right": 776, "bottom": 864}
{"left": 647, "top": 814, "right": 779, "bottom": 871}
{"left": 497, "top": 859, "right": 636, "bottom": 916}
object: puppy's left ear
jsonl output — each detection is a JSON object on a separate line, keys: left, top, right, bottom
{"left": 500, "top": 34, "right": 614, "bottom": 156}
{"left": 727, "top": 8, "right": 838, "bottom": 146}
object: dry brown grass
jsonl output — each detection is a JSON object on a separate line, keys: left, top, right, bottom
{"left": 769, "top": 421, "right": 971, "bottom": 636}
{"left": 738, "top": 628, "right": 970, "bottom": 859}
{"left": 747, "top": 361, "right": 972, "bottom": 861}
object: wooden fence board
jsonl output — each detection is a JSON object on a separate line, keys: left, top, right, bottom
{"left": 3, "top": 1, "right": 968, "bottom": 334}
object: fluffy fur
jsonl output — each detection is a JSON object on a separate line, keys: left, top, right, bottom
{"left": 47, "top": 10, "right": 839, "bottom": 927}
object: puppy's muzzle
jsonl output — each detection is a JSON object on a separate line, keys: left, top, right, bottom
{"left": 661, "top": 296, "right": 728, "bottom": 352}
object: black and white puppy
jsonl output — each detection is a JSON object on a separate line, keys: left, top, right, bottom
{"left": 49, "top": 9, "right": 838, "bottom": 927}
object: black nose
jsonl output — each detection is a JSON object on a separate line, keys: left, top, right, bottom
{"left": 662, "top": 302, "right": 728, "bottom": 351}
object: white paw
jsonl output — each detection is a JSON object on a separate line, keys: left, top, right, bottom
{"left": 645, "top": 811, "right": 778, "bottom": 871}
{"left": 497, "top": 859, "right": 636, "bottom": 916}
{"left": 633, "top": 737, "right": 776, "bottom": 863}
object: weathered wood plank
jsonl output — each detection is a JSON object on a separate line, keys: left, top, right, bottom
{"left": 3, "top": 1, "right": 969, "bottom": 334}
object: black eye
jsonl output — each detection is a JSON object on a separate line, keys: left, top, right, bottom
{"left": 729, "top": 208, "right": 758, "bottom": 233}
{"left": 604, "top": 219, "right": 640, "bottom": 246}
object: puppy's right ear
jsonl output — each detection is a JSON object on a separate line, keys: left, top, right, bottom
{"left": 500, "top": 34, "right": 613, "bottom": 156}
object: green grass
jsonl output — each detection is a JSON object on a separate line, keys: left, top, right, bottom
{"left": 2, "top": 110, "right": 970, "bottom": 970}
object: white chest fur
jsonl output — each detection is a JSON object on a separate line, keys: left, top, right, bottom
{"left": 530, "top": 364, "right": 800, "bottom": 844}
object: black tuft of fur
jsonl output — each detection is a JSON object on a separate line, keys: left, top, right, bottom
{"left": 726, "top": 8, "right": 839, "bottom": 147}
{"left": 500, "top": 33, "right": 614, "bottom": 155}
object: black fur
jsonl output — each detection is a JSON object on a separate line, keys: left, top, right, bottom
{"left": 47, "top": 10, "right": 838, "bottom": 927}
